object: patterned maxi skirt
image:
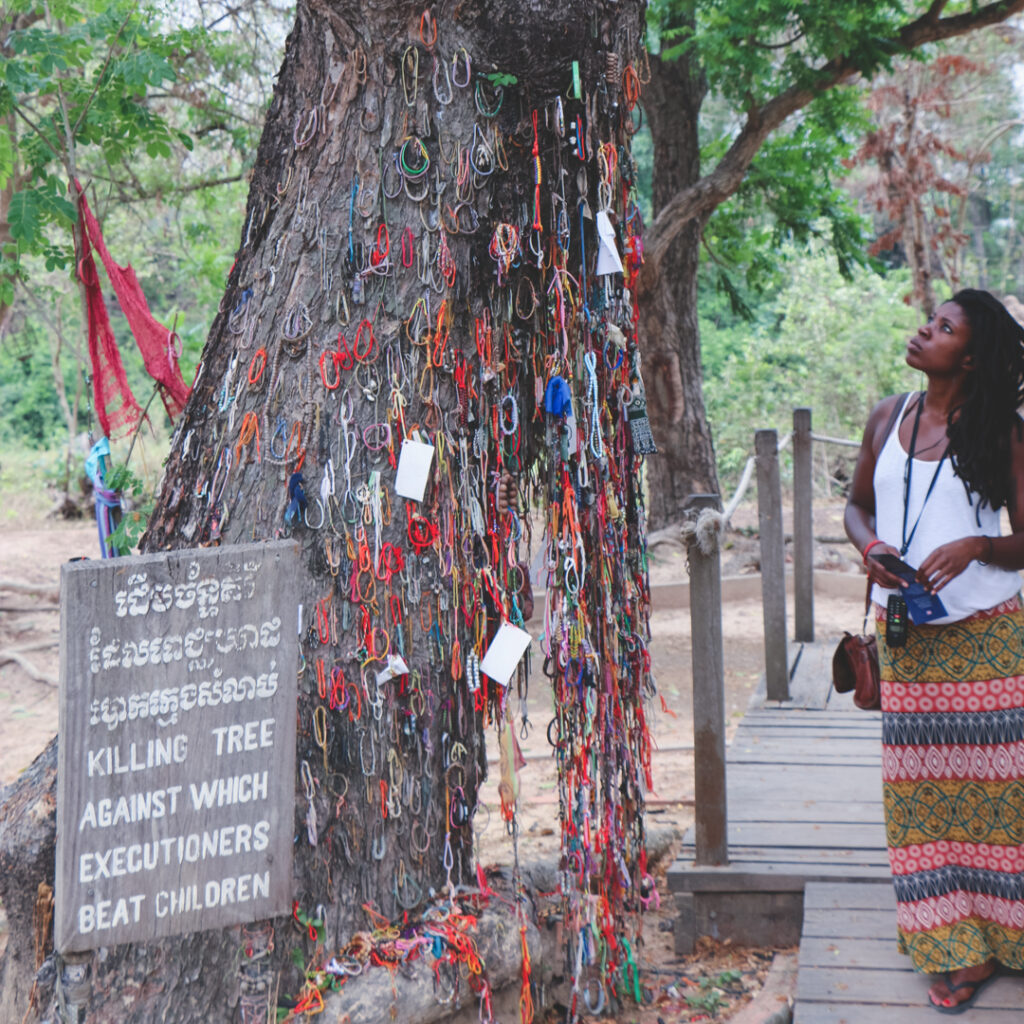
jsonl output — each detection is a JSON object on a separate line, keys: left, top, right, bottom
{"left": 879, "top": 593, "right": 1024, "bottom": 973}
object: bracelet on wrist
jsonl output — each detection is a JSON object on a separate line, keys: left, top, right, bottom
{"left": 862, "top": 538, "right": 883, "bottom": 565}
{"left": 978, "top": 536, "right": 994, "bottom": 566}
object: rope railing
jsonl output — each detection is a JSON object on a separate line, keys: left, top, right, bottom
{"left": 721, "top": 427, "right": 860, "bottom": 526}
{"left": 809, "top": 432, "right": 860, "bottom": 449}
{"left": 722, "top": 431, "right": 792, "bottom": 526}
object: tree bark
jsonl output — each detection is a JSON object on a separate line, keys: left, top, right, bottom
{"left": 0, "top": 1, "right": 653, "bottom": 1021}
{"left": 640, "top": 43, "right": 719, "bottom": 523}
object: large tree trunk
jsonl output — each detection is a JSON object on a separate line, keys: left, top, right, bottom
{"left": 0, "top": 2, "right": 654, "bottom": 1021}
{"left": 640, "top": 42, "right": 718, "bottom": 526}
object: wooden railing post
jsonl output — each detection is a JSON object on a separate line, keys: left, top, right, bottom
{"left": 683, "top": 494, "right": 728, "bottom": 866}
{"left": 756, "top": 430, "right": 789, "bottom": 701}
{"left": 793, "top": 407, "right": 814, "bottom": 642}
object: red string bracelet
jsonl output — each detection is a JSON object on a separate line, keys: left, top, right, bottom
{"left": 862, "top": 539, "right": 884, "bottom": 565}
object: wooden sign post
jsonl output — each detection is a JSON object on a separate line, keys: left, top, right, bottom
{"left": 55, "top": 541, "right": 299, "bottom": 953}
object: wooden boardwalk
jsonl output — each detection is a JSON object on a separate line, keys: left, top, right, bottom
{"left": 668, "top": 644, "right": 889, "bottom": 950}
{"left": 668, "top": 641, "right": 1024, "bottom": 1019}
{"left": 668, "top": 643, "right": 888, "bottom": 923}
{"left": 797, "top": 882, "right": 1024, "bottom": 1022}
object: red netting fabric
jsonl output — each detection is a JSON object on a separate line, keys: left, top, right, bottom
{"left": 78, "top": 205, "right": 142, "bottom": 440}
{"left": 77, "top": 186, "right": 191, "bottom": 432}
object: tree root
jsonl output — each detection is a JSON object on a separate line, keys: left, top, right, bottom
{"left": 0, "top": 648, "right": 58, "bottom": 687}
{"left": 0, "top": 580, "right": 60, "bottom": 602}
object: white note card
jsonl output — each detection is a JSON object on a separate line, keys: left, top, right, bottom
{"left": 375, "top": 654, "right": 409, "bottom": 685}
{"left": 480, "top": 622, "right": 533, "bottom": 687}
{"left": 395, "top": 439, "right": 435, "bottom": 501}
{"left": 595, "top": 209, "right": 624, "bottom": 276}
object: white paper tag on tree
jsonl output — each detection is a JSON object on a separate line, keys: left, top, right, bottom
{"left": 595, "top": 210, "right": 624, "bottom": 276}
{"left": 395, "top": 439, "right": 435, "bottom": 501}
{"left": 375, "top": 653, "right": 410, "bottom": 685}
{"left": 480, "top": 622, "right": 532, "bottom": 686}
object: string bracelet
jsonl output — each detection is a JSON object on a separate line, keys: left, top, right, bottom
{"left": 862, "top": 538, "right": 884, "bottom": 565}
{"left": 978, "top": 536, "right": 994, "bottom": 566}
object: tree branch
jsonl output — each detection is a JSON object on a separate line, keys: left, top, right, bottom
{"left": 87, "top": 170, "right": 245, "bottom": 201}
{"left": 643, "top": 0, "right": 1024, "bottom": 283}
{"left": 8, "top": 101, "right": 64, "bottom": 164}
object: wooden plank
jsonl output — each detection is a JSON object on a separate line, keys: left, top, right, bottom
{"left": 797, "top": 967, "right": 1024, "bottom": 1009}
{"left": 669, "top": 859, "right": 891, "bottom": 893}
{"left": 727, "top": 801, "right": 883, "bottom": 824}
{"left": 732, "top": 717, "right": 879, "bottom": 732}
{"left": 724, "top": 772, "right": 883, "bottom": 800}
{"left": 685, "top": 494, "right": 728, "bottom": 867}
{"left": 730, "top": 735, "right": 881, "bottom": 751}
{"left": 730, "top": 745, "right": 880, "bottom": 758}
{"left": 804, "top": 883, "right": 895, "bottom": 911}
{"left": 803, "top": 908, "right": 901, "bottom": 939}
{"left": 716, "top": 823, "right": 887, "bottom": 849}
{"left": 741, "top": 709, "right": 881, "bottom": 725}
{"left": 726, "top": 759, "right": 880, "bottom": 775}
{"left": 729, "top": 747, "right": 881, "bottom": 762}
{"left": 799, "top": 936, "right": 901, "bottom": 970}
{"left": 730, "top": 733, "right": 880, "bottom": 749}
{"left": 675, "top": 852, "right": 889, "bottom": 873}
{"left": 727, "top": 769, "right": 883, "bottom": 786}
{"left": 757, "top": 429, "right": 789, "bottom": 701}
{"left": 794, "top": 1002, "right": 1024, "bottom": 1023}
{"left": 731, "top": 736, "right": 880, "bottom": 750}
{"left": 793, "top": 408, "right": 814, "bottom": 643}
{"left": 729, "top": 741, "right": 880, "bottom": 757}
{"left": 733, "top": 721, "right": 882, "bottom": 738}
{"left": 679, "top": 821, "right": 887, "bottom": 849}
{"left": 679, "top": 825, "right": 888, "bottom": 854}
{"left": 693, "top": 890, "right": 803, "bottom": 947}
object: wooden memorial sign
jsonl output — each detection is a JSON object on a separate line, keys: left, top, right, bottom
{"left": 55, "top": 541, "right": 299, "bottom": 952}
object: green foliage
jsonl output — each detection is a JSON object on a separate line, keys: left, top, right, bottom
{"left": 483, "top": 71, "right": 518, "bottom": 87}
{"left": 103, "top": 461, "right": 153, "bottom": 554}
{"left": 0, "top": 320, "right": 65, "bottom": 447}
{"left": 648, "top": 3, "right": 1022, "bottom": 328}
{"left": 0, "top": 0, "right": 275, "bottom": 308}
{"left": 654, "top": 1, "right": 913, "bottom": 104}
{"left": 680, "top": 967, "right": 743, "bottom": 1015}
{"left": 685, "top": 986, "right": 726, "bottom": 1014}
{"left": 702, "top": 235, "right": 920, "bottom": 488}
{"left": 0, "top": 0, "right": 288, "bottom": 474}
{"left": 0, "top": 1, "right": 183, "bottom": 221}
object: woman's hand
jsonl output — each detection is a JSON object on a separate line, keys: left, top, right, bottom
{"left": 865, "top": 543, "right": 909, "bottom": 590}
{"left": 917, "top": 537, "right": 986, "bottom": 593}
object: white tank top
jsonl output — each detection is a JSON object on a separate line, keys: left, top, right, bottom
{"left": 872, "top": 392, "right": 1020, "bottom": 622}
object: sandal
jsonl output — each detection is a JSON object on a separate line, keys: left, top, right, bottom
{"left": 928, "top": 965, "right": 1001, "bottom": 1015}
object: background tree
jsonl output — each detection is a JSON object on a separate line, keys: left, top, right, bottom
{"left": 1, "top": 2, "right": 656, "bottom": 1022}
{"left": 846, "top": 28, "right": 1024, "bottom": 314}
{"left": 639, "top": 0, "right": 1024, "bottom": 524}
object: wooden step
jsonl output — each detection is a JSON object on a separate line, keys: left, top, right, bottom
{"left": 794, "top": 882, "right": 1024, "bottom": 1023}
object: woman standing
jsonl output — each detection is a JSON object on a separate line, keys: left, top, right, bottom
{"left": 845, "top": 289, "right": 1024, "bottom": 1013}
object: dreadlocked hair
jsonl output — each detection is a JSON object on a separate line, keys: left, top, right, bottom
{"left": 946, "top": 288, "right": 1024, "bottom": 511}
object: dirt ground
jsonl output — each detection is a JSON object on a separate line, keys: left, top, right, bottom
{"left": 0, "top": 504, "right": 864, "bottom": 1021}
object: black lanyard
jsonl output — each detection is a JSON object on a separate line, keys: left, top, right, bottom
{"left": 901, "top": 394, "right": 949, "bottom": 557}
